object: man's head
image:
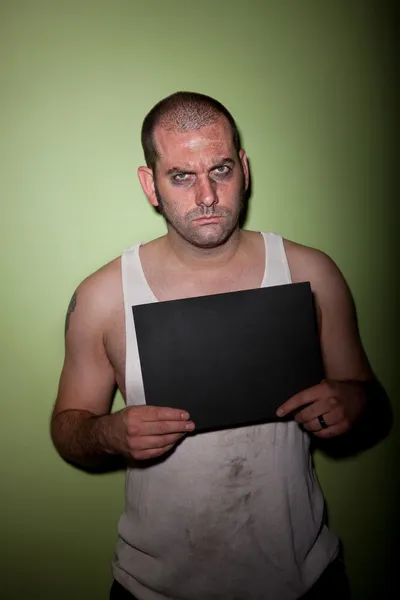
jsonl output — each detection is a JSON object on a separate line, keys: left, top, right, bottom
{"left": 141, "top": 91, "right": 241, "bottom": 172}
{"left": 138, "top": 91, "right": 249, "bottom": 249}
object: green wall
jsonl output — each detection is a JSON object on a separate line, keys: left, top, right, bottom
{"left": 1, "top": 1, "right": 397, "bottom": 598}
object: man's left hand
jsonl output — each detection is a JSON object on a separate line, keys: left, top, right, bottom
{"left": 276, "top": 380, "right": 367, "bottom": 438}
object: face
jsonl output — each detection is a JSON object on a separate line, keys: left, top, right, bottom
{"left": 138, "top": 116, "right": 249, "bottom": 249}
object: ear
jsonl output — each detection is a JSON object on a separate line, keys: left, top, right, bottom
{"left": 137, "top": 166, "right": 159, "bottom": 208}
{"left": 239, "top": 149, "right": 249, "bottom": 191}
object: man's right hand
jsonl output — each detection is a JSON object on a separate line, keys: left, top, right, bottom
{"left": 106, "top": 406, "right": 195, "bottom": 460}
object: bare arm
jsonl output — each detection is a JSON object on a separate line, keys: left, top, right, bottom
{"left": 277, "top": 242, "right": 391, "bottom": 442}
{"left": 307, "top": 248, "right": 372, "bottom": 382}
{"left": 51, "top": 273, "right": 194, "bottom": 469}
{"left": 51, "top": 278, "right": 121, "bottom": 467}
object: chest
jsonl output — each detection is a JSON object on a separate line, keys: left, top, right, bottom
{"left": 147, "top": 260, "right": 266, "bottom": 303}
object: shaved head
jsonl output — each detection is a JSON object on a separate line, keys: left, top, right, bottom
{"left": 141, "top": 91, "right": 240, "bottom": 170}
{"left": 157, "top": 100, "right": 219, "bottom": 133}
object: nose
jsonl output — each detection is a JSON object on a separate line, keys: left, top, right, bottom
{"left": 195, "top": 175, "right": 218, "bottom": 208}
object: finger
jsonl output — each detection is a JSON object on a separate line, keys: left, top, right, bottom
{"left": 295, "top": 396, "right": 338, "bottom": 425}
{"left": 276, "top": 385, "right": 321, "bottom": 417}
{"left": 302, "top": 413, "right": 331, "bottom": 432}
{"left": 140, "top": 420, "right": 195, "bottom": 436}
{"left": 134, "top": 444, "right": 176, "bottom": 460}
{"left": 132, "top": 434, "right": 184, "bottom": 452}
{"left": 137, "top": 406, "right": 191, "bottom": 422}
{"left": 276, "top": 381, "right": 332, "bottom": 417}
{"left": 313, "top": 421, "right": 349, "bottom": 438}
{"left": 300, "top": 405, "right": 345, "bottom": 432}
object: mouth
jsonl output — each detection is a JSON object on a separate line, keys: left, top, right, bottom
{"left": 193, "top": 216, "right": 223, "bottom": 225}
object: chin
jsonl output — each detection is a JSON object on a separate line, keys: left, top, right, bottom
{"left": 192, "top": 238, "right": 225, "bottom": 249}
{"left": 188, "top": 228, "right": 235, "bottom": 249}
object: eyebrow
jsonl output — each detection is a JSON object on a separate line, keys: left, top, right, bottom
{"left": 166, "top": 158, "right": 235, "bottom": 176}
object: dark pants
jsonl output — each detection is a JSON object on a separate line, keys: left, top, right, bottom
{"left": 110, "top": 579, "right": 137, "bottom": 599}
{"left": 110, "top": 555, "right": 351, "bottom": 599}
{"left": 301, "top": 555, "right": 351, "bottom": 599}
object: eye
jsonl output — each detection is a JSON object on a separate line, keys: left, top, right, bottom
{"left": 212, "top": 165, "right": 231, "bottom": 178}
{"left": 172, "top": 173, "right": 193, "bottom": 184}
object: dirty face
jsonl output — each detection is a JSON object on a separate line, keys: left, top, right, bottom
{"left": 151, "top": 116, "right": 249, "bottom": 249}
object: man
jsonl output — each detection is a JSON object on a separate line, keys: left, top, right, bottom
{"left": 51, "top": 91, "right": 379, "bottom": 599}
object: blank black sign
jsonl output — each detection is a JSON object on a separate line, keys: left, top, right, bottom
{"left": 132, "top": 282, "right": 325, "bottom": 431}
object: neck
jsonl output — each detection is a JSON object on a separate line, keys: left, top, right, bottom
{"left": 163, "top": 227, "right": 243, "bottom": 270}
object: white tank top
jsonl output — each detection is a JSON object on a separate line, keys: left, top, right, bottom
{"left": 112, "top": 232, "right": 338, "bottom": 600}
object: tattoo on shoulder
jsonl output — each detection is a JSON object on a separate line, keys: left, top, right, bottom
{"left": 65, "top": 292, "right": 77, "bottom": 336}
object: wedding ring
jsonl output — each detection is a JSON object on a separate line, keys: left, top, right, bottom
{"left": 318, "top": 414, "right": 328, "bottom": 429}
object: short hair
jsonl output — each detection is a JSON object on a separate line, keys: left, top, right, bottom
{"left": 141, "top": 91, "right": 241, "bottom": 170}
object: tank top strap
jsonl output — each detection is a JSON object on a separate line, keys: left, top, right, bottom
{"left": 121, "top": 243, "right": 155, "bottom": 406}
{"left": 260, "top": 232, "right": 292, "bottom": 287}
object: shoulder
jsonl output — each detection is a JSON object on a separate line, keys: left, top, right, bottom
{"left": 253, "top": 230, "right": 345, "bottom": 290}
{"left": 282, "top": 237, "right": 355, "bottom": 322}
{"left": 282, "top": 238, "right": 346, "bottom": 290}
{"left": 66, "top": 256, "right": 123, "bottom": 335}
{"left": 76, "top": 256, "right": 121, "bottom": 301}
